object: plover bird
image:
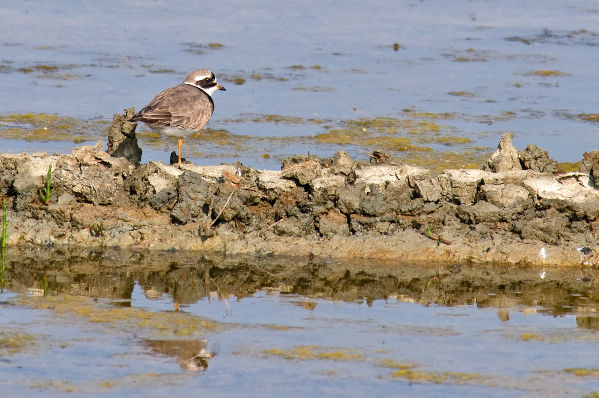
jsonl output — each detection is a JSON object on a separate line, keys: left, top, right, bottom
{"left": 131, "top": 69, "right": 226, "bottom": 164}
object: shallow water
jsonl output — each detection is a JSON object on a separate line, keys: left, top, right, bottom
{"left": 2, "top": 249, "right": 599, "bottom": 397}
{"left": 1, "top": 0, "right": 598, "bottom": 170}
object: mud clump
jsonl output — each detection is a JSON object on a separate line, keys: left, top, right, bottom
{"left": 483, "top": 132, "right": 521, "bottom": 172}
{"left": 519, "top": 144, "right": 559, "bottom": 174}
{"left": 107, "top": 107, "right": 142, "bottom": 166}
{"left": 0, "top": 120, "right": 599, "bottom": 266}
{"left": 581, "top": 151, "right": 599, "bottom": 188}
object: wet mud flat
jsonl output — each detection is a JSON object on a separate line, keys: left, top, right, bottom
{"left": 1, "top": 113, "right": 599, "bottom": 266}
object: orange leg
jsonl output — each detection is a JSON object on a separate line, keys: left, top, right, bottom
{"left": 178, "top": 137, "right": 183, "bottom": 165}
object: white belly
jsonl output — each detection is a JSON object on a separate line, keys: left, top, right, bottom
{"left": 151, "top": 126, "right": 198, "bottom": 137}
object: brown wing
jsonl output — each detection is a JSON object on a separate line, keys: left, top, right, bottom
{"left": 131, "top": 84, "right": 214, "bottom": 130}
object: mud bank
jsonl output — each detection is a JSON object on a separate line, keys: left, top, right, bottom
{"left": 1, "top": 118, "right": 599, "bottom": 266}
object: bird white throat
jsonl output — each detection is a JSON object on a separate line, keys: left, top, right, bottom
{"left": 184, "top": 81, "right": 220, "bottom": 96}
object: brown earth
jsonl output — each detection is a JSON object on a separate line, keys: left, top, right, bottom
{"left": 1, "top": 110, "right": 599, "bottom": 266}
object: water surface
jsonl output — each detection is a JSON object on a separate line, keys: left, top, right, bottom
{"left": 1, "top": 0, "right": 598, "bottom": 169}
{"left": 2, "top": 249, "right": 599, "bottom": 397}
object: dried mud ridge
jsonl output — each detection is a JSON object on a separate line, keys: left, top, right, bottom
{"left": 2, "top": 110, "right": 599, "bottom": 266}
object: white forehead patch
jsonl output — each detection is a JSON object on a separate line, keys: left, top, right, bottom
{"left": 194, "top": 73, "right": 212, "bottom": 81}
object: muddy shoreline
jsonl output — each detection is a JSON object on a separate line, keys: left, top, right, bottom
{"left": 1, "top": 113, "right": 599, "bottom": 266}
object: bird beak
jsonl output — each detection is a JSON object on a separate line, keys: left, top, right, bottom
{"left": 216, "top": 84, "right": 226, "bottom": 91}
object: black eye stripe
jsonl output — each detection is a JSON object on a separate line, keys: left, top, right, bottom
{"left": 196, "top": 79, "right": 217, "bottom": 89}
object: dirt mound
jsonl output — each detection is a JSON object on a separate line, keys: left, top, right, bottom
{"left": 1, "top": 112, "right": 599, "bottom": 266}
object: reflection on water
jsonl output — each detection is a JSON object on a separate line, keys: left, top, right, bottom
{"left": 3, "top": 247, "right": 599, "bottom": 318}
{"left": 2, "top": 247, "right": 599, "bottom": 396}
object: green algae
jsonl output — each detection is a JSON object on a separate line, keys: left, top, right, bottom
{"left": 0, "top": 331, "right": 35, "bottom": 356}
{"left": 520, "top": 333, "right": 544, "bottom": 341}
{"left": 527, "top": 70, "right": 569, "bottom": 77}
{"left": 18, "top": 64, "right": 58, "bottom": 73}
{"left": 148, "top": 68, "right": 176, "bottom": 74}
{"left": 378, "top": 358, "right": 418, "bottom": 370}
{"left": 564, "top": 368, "right": 599, "bottom": 377}
{"left": 264, "top": 345, "right": 365, "bottom": 361}
{"left": 443, "top": 48, "right": 488, "bottom": 63}
{"left": 30, "top": 380, "right": 81, "bottom": 393}
{"left": 31, "top": 372, "right": 188, "bottom": 394}
{"left": 448, "top": 91, "right": 477, "bottom": 98}
{"left": 401, "top": 109, "right": 456, "bottom": 119}
{"left": 222, "top": 113, "right": 329, "bottom": 125}
{"left": 378, "top": 358, "right": 488, "bottom": 386}
{"left": 182, "top": 42, "right": 225, "bottom": 55}
{"left": 558, "top": 162, "right": 580, "bottom": 172}
{"left": 312, "top": 116, "right": 463, "bottom": 154}
{"left": 0, "top": 113, "right": 108, "bottom": 142}
{"left": 230, "top": 77, "right": 246, "bottom": 85}
{"left": 391, "top": 368, "right": 486, "bottom": 385}
{"left": 196, "top": 129, "right": 252, "bottom": 149}
{"left": 292, "top": 86, "right": 335, "bottom": 92}
{"left": 215, "top": 112, "right": 488, "bottom": 173}
{"left": 137, "top": 128, "right": 252, "bottom": 151}
{"left": 16, "top": 295, "right": 219, "bottom": 339}
{"left": 263, "top": 347, "right": 488, "bottom": 386}
{"left": 16, "top": 64, "right": 82, "bottom": 80}
{"left": 579, "top": 113, "right": 599, "bottom": 122}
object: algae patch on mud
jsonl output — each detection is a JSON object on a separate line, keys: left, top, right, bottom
{"left": 390, "top": 368, "right": 485, "bottom": 385}
{"left": 378, "top": 359, "right": 488, "bottom": 386}
{"left": 519, "top": 333, "right": 545, "bottom": 341}
{"left": 0, "top": 330, "right": 35, "bottom": 356}
{"left": 262, "top": 347, "right": 489, "bottom": 386}
{"left": 564, "top": 368, "right": 599, "bottom": 378}
{"left": 311, "top": 114, "right": 487, "bottom": 172}
{"left": 182, "top": 42, "right": 225, "bottom": 55}
{"left": 223, "top": 113, "right": 330, "bottom": 125}
{"left": 263, "top": 345, "right": 365, "bottom": 361}
{"left": 0, "top": 113, "right": 108, "bottom": 143}
{"left": 313, "top": 116, "right": 446, "bottom": 150}
{"left": 30, "top": 372, "right": 188, "bottom": 395}
{"left": 16, "top": 295, "right": 219, "bottom": 338}
{"left": 526, "top": 70, "right": 569, "bottom": 77}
